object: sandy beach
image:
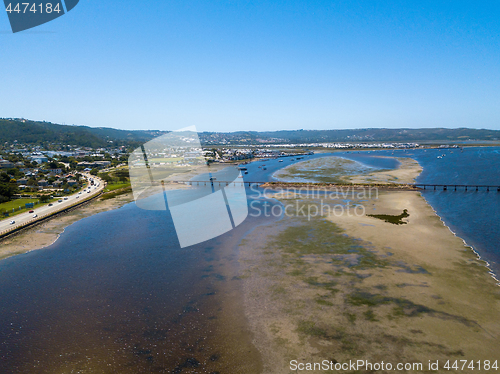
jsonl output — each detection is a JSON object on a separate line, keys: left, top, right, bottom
{"left": 239, "top": 157, "right": 500, "bottom": 373}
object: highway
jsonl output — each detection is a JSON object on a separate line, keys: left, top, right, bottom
{"left": 0, "top": 174, "right": 105, "bottom": 235}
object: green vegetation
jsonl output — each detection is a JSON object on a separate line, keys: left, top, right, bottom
{"left": 296, "top": 320, "right": 328, "bottom": 338}
{"left": 0, "top": 197, "right": 57, "bottom": 219}
{"left": 367, "top": 209, "right": 409, "bottom": 225}
{"left": 0, "top": 172, "right": 18, "bottom": 203}
{"left": 200, "top": 127, "right": 500, "bottom": 144}
{"left": 98, "top": 168, "right": 132, "bottom": 200}
{"left": 104, "top": 182, "right": 131, "bottom": 193}
{"left": 0, "top": 118, "right": 159, "bottom": 148}
{"left": 271, "top": 214, "right": 388, "bottom": 270}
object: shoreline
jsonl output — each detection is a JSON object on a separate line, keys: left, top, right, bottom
{"left": 0, "top": 192, "right": 135, "bottom": 261}
{"left": 0, "top": 162, "right": 236, "bottom": 262}
{"left": 419, "top": 192, "right": 500, "bottom": 285}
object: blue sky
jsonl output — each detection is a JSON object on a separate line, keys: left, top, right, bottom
{"left": 1, "top": 1, "right": 499, "bottom": 132}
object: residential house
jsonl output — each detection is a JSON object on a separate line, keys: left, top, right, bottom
{"left": 0, "top": 159, "right": 14, "bottom": 169}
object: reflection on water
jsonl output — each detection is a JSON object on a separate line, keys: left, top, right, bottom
{"left": 0, "top": 193, "right": 277, "bottom": 373}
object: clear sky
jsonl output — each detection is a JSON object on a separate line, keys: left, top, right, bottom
{"left": 1, "top": 1, "right": 499, "bottom": 132}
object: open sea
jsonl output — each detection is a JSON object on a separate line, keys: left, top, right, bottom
{"left": 0, "top": 146, "right": 498, "bottom": 373}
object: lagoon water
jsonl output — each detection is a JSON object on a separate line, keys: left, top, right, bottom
{"left": 0, "top": 146, "right": 498, "bottom": 372}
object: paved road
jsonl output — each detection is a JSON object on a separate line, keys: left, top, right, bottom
{"left": 0, "top": 174, "right": 104, "bottom": 235}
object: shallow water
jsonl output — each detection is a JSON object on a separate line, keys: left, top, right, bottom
{"left": 0, "top": 192, "right": 279, "bottom": 373}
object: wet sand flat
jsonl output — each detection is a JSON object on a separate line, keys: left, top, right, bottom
{"left": 238, "top": 157, "right": 500, "bottom": 373}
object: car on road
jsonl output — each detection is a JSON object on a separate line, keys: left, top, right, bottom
{"left": 10, "top": 220, "right": 15, "bottom": 225}
{"left": 63, "top": 197, "right": 68, "bottom": 200}
{"left": 29, "top": 210, "right": 34, "bottom": 213}
{"left": 32, "top": 214, "right": 37, "bottom": 218}
{"left": 78, "top": 192, "right": 82, "bottom": 194}
{"left": 76, "top": 196, "right": 79, "bottom": 198}
{"left": 58, "top": 200, "right": 63, "bottom": 203}
{"left": 48, "top": 203, "right": 53, "bottom": 206}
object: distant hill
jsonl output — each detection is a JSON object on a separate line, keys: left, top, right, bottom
{"left": 200, "top": 128, "right": 500, "bottom": 144}
{"left": 1, "top": 118, "right": 499, "bottom": 147}
{"left": 0, "top": 118, "right": 164, "bottom": 148}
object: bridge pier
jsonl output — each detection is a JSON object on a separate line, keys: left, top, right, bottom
{"left": 476, "top": 186, "right": 479, "bottom": 191}
{"left": 454, "top": 185, "right": 457, "bottom": 191}
{"left": 443, "top": 186, "right": 447, "bottom": 191}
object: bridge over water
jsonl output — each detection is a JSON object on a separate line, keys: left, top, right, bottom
{"left": 168, "top": 180, "right": 500, "bottom": 192}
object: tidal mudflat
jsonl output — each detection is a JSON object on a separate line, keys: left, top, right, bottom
{"left": 239, "top": 156, "right": 500, "bottom": 373}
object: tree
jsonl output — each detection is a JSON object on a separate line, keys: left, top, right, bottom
{"left": 40, "top": 195, "right": 50, "bottom": 203}
{"left": 99, "top": 172, "right": 113, "bottom": 183}
{"left": 0, "top": 172, "right": 10, "bottom": 183}
{"left": 115, "top": 169, "right": 129, "bottom": 183}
